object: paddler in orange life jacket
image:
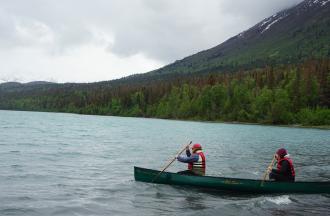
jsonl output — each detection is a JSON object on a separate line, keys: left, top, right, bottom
{"left": 269, "top": 148, "right": 295, "bottom": 182}
{"left": 177, "top": 143, "right": 206, "bottom": 176}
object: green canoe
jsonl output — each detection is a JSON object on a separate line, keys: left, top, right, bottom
{"left": 134, "top": 166, "right": 330, "bottom": 194}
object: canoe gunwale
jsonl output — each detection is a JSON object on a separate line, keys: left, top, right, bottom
{"left": 134, "top": 166, "right": 330, "bottom": 194}
{"left": 134, "top": 166, "right": 328, "bottom": 184}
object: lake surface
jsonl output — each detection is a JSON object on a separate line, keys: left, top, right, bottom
{"left": 0, "top": 110, "right": 329, "bottom": 215}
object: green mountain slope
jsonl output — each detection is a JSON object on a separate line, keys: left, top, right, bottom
{"left": 150, "top": 0, "right": 330, "bottom": 76}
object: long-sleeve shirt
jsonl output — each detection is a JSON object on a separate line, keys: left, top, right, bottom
{"left": 177, "top": 149, "right": 199, "bottom": 163}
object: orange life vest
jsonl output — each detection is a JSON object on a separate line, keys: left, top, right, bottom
{"left": 188, "top": 151, "right": 206, "bottom": 175}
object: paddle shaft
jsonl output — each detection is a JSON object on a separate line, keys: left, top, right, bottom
{"left": 152, "top": 141, "right": 192, "bottom": 182}
{"left": 262, "top": 155, "right": 276, "bottom": 182}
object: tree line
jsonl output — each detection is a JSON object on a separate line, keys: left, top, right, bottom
{"left": 0, "top": 59, "right": 329, "bottom": 126}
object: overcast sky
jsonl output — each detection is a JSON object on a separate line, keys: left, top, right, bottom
{"left": 0, "top": 0, "right": 304, "bottom": 83}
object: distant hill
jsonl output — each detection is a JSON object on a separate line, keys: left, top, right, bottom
{"left": 148, "top": 0, "right": 330, "bottom": 76}
{"left": 0, "top": 81, "right": 56, "bottom": 92}
{"left": 0, "top": 82, "right": 22, "bottom": 89}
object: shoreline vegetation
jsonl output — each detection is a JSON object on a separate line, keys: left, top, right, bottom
{"left": 0, "top": 59, "right": 329, "bottom": 128}
{"left": 1, "top": 109, "right": 329, "bottom": 130}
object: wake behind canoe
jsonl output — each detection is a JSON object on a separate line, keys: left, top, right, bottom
{"left": 134, "top": 166, "right": 330, "bottom": 194}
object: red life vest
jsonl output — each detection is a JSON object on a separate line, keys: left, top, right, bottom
{"left": 188, "top": 151, "right": 206, "bottom": 175}
{"left": 277, "top": 157, "right": 295, "bottom": 177}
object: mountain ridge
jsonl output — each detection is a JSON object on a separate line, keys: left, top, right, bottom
{"left": 148, "top": 0, "right": 330, "bottom": 76}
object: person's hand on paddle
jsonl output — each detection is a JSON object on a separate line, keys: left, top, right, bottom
{"left": 262, "top": 153, "right": 277, "bottom": 183}
{"left": 267, "top": 166, "right": 272, "bottom": 173}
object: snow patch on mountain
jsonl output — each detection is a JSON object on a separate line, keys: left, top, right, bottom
{"left": 261, "top": 19, "right": 281, "bottom": 33}
{"left": 308, "top": 0, "right": 330, "bottom": 6}
{"left": 260, "top": 18, "right": 272, "bottom": 27}
{"left": 258, "top": 0, "right": 329, "bottom": 34}
{"left": 260, "top": 13, "right": 288, "bottom": 34}
{"left": 321, "top": 0, "right": 330, "bottom": 6}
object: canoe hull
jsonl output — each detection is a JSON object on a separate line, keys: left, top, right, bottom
{"left": 134, "top": 166, "right": 330, "bottom": 194}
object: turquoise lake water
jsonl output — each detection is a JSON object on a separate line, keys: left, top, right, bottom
{"left": 0, "top": 110, "right": 329, "bottom": 215}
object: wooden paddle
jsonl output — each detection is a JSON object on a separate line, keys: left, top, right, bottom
{"left": 261, "top": 154, "right": 276, "bottom": 185}
{"left": 152, "top": 141, "right": 192, "bottom": 183}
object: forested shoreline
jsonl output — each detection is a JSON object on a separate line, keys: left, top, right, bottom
{"left": 0, "top": 59, "right": 329, "bottom": 126}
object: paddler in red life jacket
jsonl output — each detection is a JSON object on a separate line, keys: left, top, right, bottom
{"left": 269, "top": 148, "right": 295, "bottom": 182}
{"left": 177, "top": 143, "right": 206, "bottom": 176}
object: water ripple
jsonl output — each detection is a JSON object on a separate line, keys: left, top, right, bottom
{"left": 0, "top": 110, "right": 329, "bottom": 216}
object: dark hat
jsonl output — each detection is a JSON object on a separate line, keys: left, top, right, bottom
{"left": 276, "top": 148, "right": 287, "bottom": 157}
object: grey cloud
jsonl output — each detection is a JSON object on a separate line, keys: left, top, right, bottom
{"left": 0, "top": 8, "right": 19, "bottom": 48}
{"left": 0, "top": 0, "right": 95, "bottom": 54}
{"left": 0, "top": 0, "right": 305, "bottom": 62}
{"left": 106, "top": 1, "right": 222, "bottom": 61}
{"left": 107, "top": 0, "right": 305, "bottom": 62}
{"left": 220, "top": 0, "right": 303, "bottom": 20}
